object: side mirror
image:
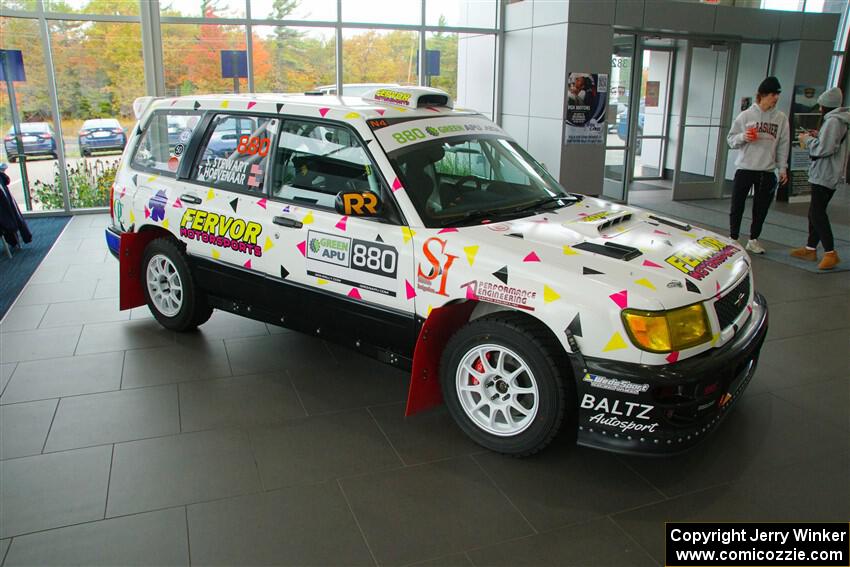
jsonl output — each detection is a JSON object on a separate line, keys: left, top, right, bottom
{"left": 335, "top": 190, "right": 381, "bottom": 217}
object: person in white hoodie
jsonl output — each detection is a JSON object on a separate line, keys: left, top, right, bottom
{"left": 727, "top": 76, "right": 790, "bottom": 254}
{"left": 790, "top": 87, "right": 848, "bottom": 270}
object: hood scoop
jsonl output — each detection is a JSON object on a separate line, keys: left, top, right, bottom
{"left": 596, "top": 212, "right": 632, "bottom": 232}
{"left": 566, "top": 211, "right": 634, "bottom": 239}
{"left": 572, "top": 241, "right": 643, "bottom": 261}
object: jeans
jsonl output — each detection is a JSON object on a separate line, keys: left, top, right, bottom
{"left": 807, "top": 183, "right": 836, "bottom": 252}
{"left": 729, "top": 169, "right": 777, "bottom": 240}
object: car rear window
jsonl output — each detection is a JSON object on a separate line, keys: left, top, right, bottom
{"left": 130, "top": 110, "right": 203, "bottom": 176}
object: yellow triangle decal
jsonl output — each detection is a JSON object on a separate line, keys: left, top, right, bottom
{"left": 147, "top": 175, "right": 157, "bottom": 183}
{"left": 401, "top": 226, "right": 415, "bottom": 243}
{"left": 317, "top": 278, "right": 329, "bottom": 285}
{"left": 129, "top": 210, "right": 135, "bottom": 223}
{"left": 464, "top": 245, "right": 479, "bottom": 266}
{"left": 563, "top": 245, "right": 578, "bottom": 256}
{"left": 634, "top": 278, "right": 655, "bottom": 290}
{"left": 211, "top": 249, "right": 220, "bottom": 260}
{"left": 683, "top": 232, "right": 697, "bottom": 239}
{"left": 603, "top": 332, "right": 628, "bottom": 352}
{"left": 264, "top": 236, "right": 274, "bottom": 251}
{"left": 543, "top": 285, "right": 560, "bottom": 303}
{"left": 207, "top": 188, "right": 215, "bottom": 201}
{"left": 162, "top": 218, "right": 169, "bottom": 229}
{"left": 426, "top": 305, "right": 433, "bottom": 316}
{"left": 302, "top": 211, "right": 314, "bottom": 225}
{"left": 220, "top": 100, "right": 229, "bottom": 108}
{"left": 344, "top": 111, "right": 361, "bottom": 119}
{"left": 397, "top": 107, "right": 408, "bottom": 113}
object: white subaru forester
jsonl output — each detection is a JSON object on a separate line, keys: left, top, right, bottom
{"left": 106, "top": 86, "right": 768, "bottom": 456}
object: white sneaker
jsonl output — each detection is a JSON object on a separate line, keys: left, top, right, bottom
{"left": 746, "top": 239, "right": 765, "bottom": 254}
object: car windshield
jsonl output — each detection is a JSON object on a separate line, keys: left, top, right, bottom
{"left": 386, "top": 131, "right": 576, "bottom": 228}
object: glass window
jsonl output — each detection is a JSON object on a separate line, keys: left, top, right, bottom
{"left": 426, "top": 0, "right": 497, "bottom": 28}
{"left": 131, "top": 111, "right": 203, "bottom": 176}
{"left": 342, "top": 0, "right": 421, "bottom": 25}
{"left": 44, "top": 0, "right": 139, "bottom": 16}
{"left": 1, "top": 16, "right": 63, "bottom": 212}
{"left": 252, "top": 26, "right": 336, "bottom": 94}
{"left": 426, "top": 31, "right": 495, "bottom": 118}
{"left": 342, "top": 29, "right": 419, "bottom": 88}
{"left": 160, "top": 0, "right": 245, "bottom": 19}
{"left": 249, "top": 0, "right": 337, "bottom": 21}
{"left": 759, "top": 0, "right": 804, "bottom": 10}
{"left": 804, "top": 0, "right": 846, "bottom": 13}
{"left": 273, "top": 119, "right": 385, "bottom": 210}
{"left": 192, "top": 114, "right": 277, "bottom": 193}
{"left": 162, "top": 23, "right": 248, "bottom": 96}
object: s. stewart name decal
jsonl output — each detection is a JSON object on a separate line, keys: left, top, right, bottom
{"left": 665, "top": 236, "right": 737, "bottom": 281}
{"left": 179, "top": 208, "right": 263, "bottom": 257}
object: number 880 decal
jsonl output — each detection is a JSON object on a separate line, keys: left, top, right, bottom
{"left": 237, "top": 136, "right": 271, "bottom": 157}
{"left": 351, "top": 239, "right": 397, "bottom": 278}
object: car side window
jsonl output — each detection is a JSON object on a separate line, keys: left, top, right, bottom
{"left": 131, "top": 111, "right": 202, "bottom": 176}
{"left": 272, "top": 119, "right": 385, "bottom": 210}
{"left": 191, "top": 114, "right": 278, "bottom": 194}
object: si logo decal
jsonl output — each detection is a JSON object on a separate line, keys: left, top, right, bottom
{"left": 417, "top": 237, "right": 458, "bottom": 296}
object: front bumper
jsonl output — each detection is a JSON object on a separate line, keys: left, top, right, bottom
{"left": 573, "top": 292, "right": 768, "bottom": 455}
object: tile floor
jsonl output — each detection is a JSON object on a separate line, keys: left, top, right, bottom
{"left": 0, "top": 214, "right": 848, "bottom": 566}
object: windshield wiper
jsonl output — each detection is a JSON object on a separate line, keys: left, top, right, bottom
{"left": 440, "top": 210, "right": 501, "bottom": 228}
{"left": 438, "top": 195, "right": 582, "bottom": 228}
{"left": 509, "top": 194, "right": 580, "bottom": 215}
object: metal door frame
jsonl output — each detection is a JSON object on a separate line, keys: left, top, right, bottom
{"left": 672, "top": 40, "right": 740, "bottom": 200}
{"left": 629, "top": 43, "right": 675, "bottom": 181}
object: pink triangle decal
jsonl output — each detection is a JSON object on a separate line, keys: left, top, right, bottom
{"left": 405, "top": 280, "right": 416, "bottom": 299}
{"left": 666, "top": 351, "right": 679, "bottom": 363}
{"left": 426, "top": 107, "right": 441, "bottom": 112}
{"left": 247, "top": 101, "right": 256, "bottom": 110}
{"left": 173, "top": 198, "right": 183, "bottom": 208}
{"left": 256, "top": 198, "right": 267, "bottom": 209}
{"left": 523, "top": 251, "right": 541, "bottom": 262}
{"left": 144, "top": 206, "right": 150, "bottom": 219}
{"left": 335, "top": 216, "right": 348, "bottom": 231}
{"left": 609, "top": 290, "right": 628, "bottom": 309}
{"left": 642, "top": 259, "right": 663, "bottom": 268}
{"left": 319, "top": 107, "right": 330, "bottom": 117}
{"left": 170, "top": 99, "right": 178, "bottom": 106}
{"left": 296, "top": 241, "right": 306, "bottom": 256}
{"left": 348, "top": 288, "right": 362, "bottom": 300}
{"left": 653, "top": 229, "right": 670, "bottom": 235}
{"left": 391, "top": 178, "right": 403, "bottom": 192}
{"left": 437, "top": 228, "right": 459, "bottom": 234}
{"left": 465, "top": 284, "right": 477, "bottom": 299}
{"left": 375, "top": 109, "right": 385, "bottom": 116}
{"left": 243, "top": 259, "right": 252, "bottom": 269}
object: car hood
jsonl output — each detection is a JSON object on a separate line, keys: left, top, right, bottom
{"left": 463, "top": 196, "right": 749, "bottom": 310}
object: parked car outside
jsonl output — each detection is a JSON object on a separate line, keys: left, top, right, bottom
{"left": 4, "top": 122, "right": 58, "bottom": 161}
{"left": 78, "top": 118, "right": 126, "bottom": 157}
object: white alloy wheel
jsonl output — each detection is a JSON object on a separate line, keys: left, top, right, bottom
{"left": 146, "top": 253, "right": 184, "bottom": 317}
{"left": 455, "top": 344, "right": 540, "bottom": 437}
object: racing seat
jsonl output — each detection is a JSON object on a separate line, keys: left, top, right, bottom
{"left": 398, "top": 145, "right": 445, "bottom": 221}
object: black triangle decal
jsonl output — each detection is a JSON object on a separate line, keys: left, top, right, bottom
{"left": 365, "top": 139, "right": 372, "bottom": 144}
{"left": 136, "top": 125, "right": 143, "bottom": 136}
{"left": 280, "top": 266, "right": 289, "bottom": 279}
{"left": 132, "top": 174, "right": 138, "bottom": 186}
{"left": 506, "top": 233, "right": 523, "bottom": 239}
{"left": 230, "top": 198, "right": 239, "bottom": 212}
{"left": 583, "top": 267, "right": 603, "bottom": 275}
{"left": 375, "top": 234, "right": 384, "bottom": 242}
{"left": 193, "top": 101, "right": 201, "bottom": 110}
{"left": 567, "top": 313, "right": 582, "bottom": 337}
{"left": 664, "top": 239, "right": 673, "bottom": 247}
{"left": 276, "top": 103, "right": 284, "bottom": 113}
{"left": 493, "top": 266, "right": 508, "bottom": 285}
{"left": 685, "top": 280, "right": 701, "bottom": 294}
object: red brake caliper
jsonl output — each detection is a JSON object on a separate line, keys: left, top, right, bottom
{"left": 470, "top": 357, "right": 485, "bottom": 386}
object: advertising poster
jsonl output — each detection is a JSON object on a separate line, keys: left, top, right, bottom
{"left": 645, "top": 81, "right": 660, "bottom": 107}
{"left": 787, "top": 84, "right": 824, "bottom": 201}
{"left": 564, "top": 72, "right": 608, "bottom": 145}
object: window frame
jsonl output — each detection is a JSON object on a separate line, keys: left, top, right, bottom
{"left": 129, "top": 109, "right": 205, "bottom": 179}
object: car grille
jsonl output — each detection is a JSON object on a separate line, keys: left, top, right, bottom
{"left": 714, "top": 276, "right": 750, "bottom": 330}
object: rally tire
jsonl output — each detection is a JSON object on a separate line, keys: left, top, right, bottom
{"left": 142, "top": 238, "right": 212, "bottom": 331}
{"left": 440, "top": 312, "right": 571, "bottom": 457}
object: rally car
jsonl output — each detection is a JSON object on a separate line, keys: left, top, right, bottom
{"left": 105, "top": 86, "right": 768, "bottom": 456}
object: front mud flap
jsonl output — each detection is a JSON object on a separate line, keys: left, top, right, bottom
{"left": 118, "top": 231, "right": 159, "bottom": 311}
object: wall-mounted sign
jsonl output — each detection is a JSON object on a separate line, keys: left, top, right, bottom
{"left": 645, "top": 81, "right": 660, "bottom": 108}
{"left": 564, "top": 72, "right": 608, "bottom": 145}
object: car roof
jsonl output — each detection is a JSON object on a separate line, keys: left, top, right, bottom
{"left": 83, "top": 118, "right": 120, "bottom": 126}
{"left": 7, "top": 122, "right": 51, "bottom": 133}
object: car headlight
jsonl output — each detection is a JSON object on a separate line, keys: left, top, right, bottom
{"left": 621, "top": 303, "right": 711, "bottom": 353}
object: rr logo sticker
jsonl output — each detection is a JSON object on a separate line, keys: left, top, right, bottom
{"left": 417, "top": 237, "right": 458, "bottom": 296}
{"left": 341, "top": 192, "right": 379, "bottom": 215}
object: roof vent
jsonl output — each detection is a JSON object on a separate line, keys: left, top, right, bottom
{"left": 362, "top": 86, "right": 453, "bottom": 109}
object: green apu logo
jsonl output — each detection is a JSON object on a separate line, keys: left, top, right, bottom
{"left": 309, "top": 238, "right": 322, "bottom": 254}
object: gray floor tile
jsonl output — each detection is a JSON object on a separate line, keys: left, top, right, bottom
{"left": 266, "top": 323, "right": 290, "bottom": 334}
{"left": 1, "top": 352, "right": 123, "bottom": 404}
{"left": 757, "top": 329, "right": 850, "bottom": 390}
{"left": 130, "top": 306, "right": 153, "bottom": 320}
{"left": 0, "top": 446, "right": 112, "bottom": 538}
{"left": 62, "top": 262, "right": 117, "bottom": 283}
{"left": 291, "top": 345, "right": 409, "bottom": 414}
{"left": 3, "top": 507, "right": 189, "bottom": 567}
{"left": 612, "top": 483, "right": 780, "bottom": 563}
{"left": 106, "top": 428, "right": 260, "bottom": 517}
{"left": 250, "top": 409, "right": 402, "bottom": 489}
{"left": 0, "top": 363, "right": 14, "bottom": 396}
{"left": 339, "top": 456, "right": 535, "bottom": 566}
{"left": 39, "top": 298, "right": 129, "bottom": 328}
{"left": 0, "top": 539, "right": 8, "bottom": 564}
{"left": 179, "top": 372, "right": 305, "bottom": 432}
{"left": 412, "top": 553, "right": 474, "bottom": 567}
{"left": 750, "top": 257, "right": 850, "bottom": 303}
{"left": 44, "top": 385, "right": 180, "bottom": 452}
{"left": 26, "top": 264, "right": 70, "bottom": 285}
{"left": 75, "top": 319, "right": 175, "bottom": 355}
{"left": 618, "top": 392, "right": 848, "bottom": 497}
{"left": 92, "top": 278, "right": 119, "bottom": 299}
{"left": 122, "top": 341, "right": 231, "bottom": 389}
{"left": 766, "top": 294, "right": 850, "bottom": 341}
{"left": 368, "top": 403, "right": 483, "bottom": 466}
{"left": 0, "top": 326, "right": 82, "bottom": 363}
{"left": 468, "top": 517, "right": 655, "bottom": 567}
{"left": 0, "top": 305, "right": 48, "bottom": 333}
{"left": 175, "top": 310, "right": 269, "bottom": 342}
{"left": 48, "top": 238, "right": 82, "bottom": 253}
{"left": 473, "top": 446, "right": 665, "bottom": 532}
{"left": 187, "top": 483, "right": 373, "bottom": 567}
{"left": 0, "top": 399, "right": 58, "bottom": 460}
{"left": 772, "top": 376, "right": 850, "bottom": 431}
{"left": 14, "top": 281, "right": 97, "bottom": 306}
{"left": 224, "top": 332, "right": 332, "bottom": 376}
{"left": 39, "top": 249, "right": 107, "bottom": 268}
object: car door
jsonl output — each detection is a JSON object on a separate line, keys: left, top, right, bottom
{"left": 264, "top": 116, "right": 417, "bottom": 358}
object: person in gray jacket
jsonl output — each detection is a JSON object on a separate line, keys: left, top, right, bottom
{"left": 790, "top": 87, "right": 848, "bottom": 270}
{"left": 727, "top": 76, "right": 791, "bottom": 255}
